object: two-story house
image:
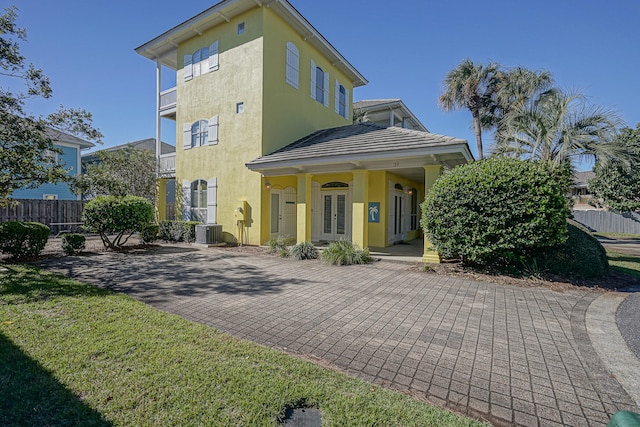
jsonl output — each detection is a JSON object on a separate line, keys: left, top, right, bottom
{"left": 10, "top": 128, "right": 94, "bottom": 201}
{"left": 135, "top": 0, "right": 472, "bottom": 261}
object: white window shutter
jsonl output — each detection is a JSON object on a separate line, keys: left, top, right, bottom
{"left": 334, "top": 80, "right": 340, "bottom": 114}
{"left": 310, "top": 59, "right": 316, "bottom": 99}
{"left": 183, "top": 123, "right": 192, "bottom": 150}
{"left": 286, "top": 42, "right": 299, "bottom": 88}
{"left": 182, "top": 181, "right": 192, "bottom": 221}
{"left": 323, "top": 71, "right": 329, "bottom": 107}
{"left": 184, "top": 54, "right": 193, "bottom": 81}
{"left": 206, "top": 178, "right": 218, "bottom": 224}
{"left": 345, "top": 87, "right": 350, "bottom": 119}
{"left": 207, "top": 115, "right": 219, "bottom": 145}
{"left": 210, "top": 41, "right": 219, "bottom": 71}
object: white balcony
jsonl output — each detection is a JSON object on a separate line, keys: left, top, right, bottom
{"left": 159, "top": 87, "right": 176, "bottom": 119}
{"left": 159, "top": 153, "right": 176, "bottom": 178}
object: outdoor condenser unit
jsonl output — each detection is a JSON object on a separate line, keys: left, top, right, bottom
{"left": 195, "top": 224, "right": 223, "bottom": 244}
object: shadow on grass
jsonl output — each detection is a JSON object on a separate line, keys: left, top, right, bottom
{"left": 0, "top": 332, "right": 112, "bottom": 426}
{"left": 0, "top": 265, "right": 110, "bottom": 304}
{"left": 608, "top": 252, "right": 640, "bottom": 280}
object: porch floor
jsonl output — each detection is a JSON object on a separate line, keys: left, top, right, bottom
{"left": 368, "top": 238, "right": 424, "bottom": 264}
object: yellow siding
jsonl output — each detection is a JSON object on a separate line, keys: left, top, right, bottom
{"left": 261, "top": 8, "right": 353, "bottom": 156}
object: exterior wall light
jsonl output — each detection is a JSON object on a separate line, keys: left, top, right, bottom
{"left": 264, "top": 180, "right": 272, "bottom": 190}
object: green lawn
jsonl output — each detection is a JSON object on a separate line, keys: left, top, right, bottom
{"left": 595, "top": 232, "right": 640, "bottom": 240}
{"left": 607, "top": 250, "right": 640, "bottom": 279}
{"left": 0, "top": 265, "right": 483, "bottom": 426}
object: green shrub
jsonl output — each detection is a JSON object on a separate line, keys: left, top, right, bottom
{"left": 321, "top": 239, "right": 372, "bottom": 266}
{"left": 82, "top": 195, "right": 154, "bottom": 249}
{"left": 0, "top": 221, "right": 50, "bottom": 259}
{"left": 158, "top": 220, "right": 201, "bottom": 242}
{"left": 61, "top": 233, "right": 86, "bottom": 256}
{"left": 267, "top": 236, "right": 288, "bottom": 254}
{"left": 140, "top": 224, "right": 160, "bottom": 244}
{"left": 289, "top": 241, "right": 319, "bottom": 260}
{"left": 421, "top": 158, "right": 569, "bottom": 265}
{"left": 531, "top": 220, "right": 609, "bottom": 279}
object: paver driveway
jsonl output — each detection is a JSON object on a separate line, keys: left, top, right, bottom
{"left": 39, "top": 245, "right": 639, "bottom": 426}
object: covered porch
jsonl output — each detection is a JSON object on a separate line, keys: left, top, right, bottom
{"left": 246, "top": 123, "right": 473, "bottom": 262}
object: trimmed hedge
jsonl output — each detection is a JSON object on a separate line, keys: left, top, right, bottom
{"left": 531, "top": 220, "right": 609, "bottom": 279}
{"left": 82, "top": 195, "right": 154, "bottom": 249}
{"left": 61, "top": 233, "right": 86, "bottom": 256}
{"left": 421, "top": 158, "right": 569, "bottom": 265}
{"left": 0, "top": 221, "right": 49, "bottom": 259}
{"left": 140, "top": 224, "right": 160, "bottom": 244}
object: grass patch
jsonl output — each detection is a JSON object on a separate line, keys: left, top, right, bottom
{"left": 0, "top": 265, "right": 483, "bottom": 426}
{"left": 608, "top": 250, "right": 640, "bottom": 279}
{"left": 594, "top": 232, "right": 640, "bottom": 240}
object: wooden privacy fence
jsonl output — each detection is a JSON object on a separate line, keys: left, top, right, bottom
{"left": 0, "top": 199, "right": 86, "bottom": 234}
{"left": 573, "top": 210, "right": 640, "bottom": 235}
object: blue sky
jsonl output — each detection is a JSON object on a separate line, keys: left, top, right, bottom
{"left": 9, "top": 0, "right": 640, "bottom": 170}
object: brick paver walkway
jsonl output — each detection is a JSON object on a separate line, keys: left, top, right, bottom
{"left": 39, "top": 246, "right": 639, "bottom": 426}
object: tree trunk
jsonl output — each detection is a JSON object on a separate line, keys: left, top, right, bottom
{"left": 472, "top": 110, "right": 483, "bottom": 160}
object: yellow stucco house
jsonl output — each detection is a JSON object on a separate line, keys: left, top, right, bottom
{"left": 135, "top": 0, "right": 472, "bottom": 262}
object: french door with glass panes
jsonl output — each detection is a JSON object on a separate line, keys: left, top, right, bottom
{"left": 320, "top": 191, "right": 347, "bottom": 241}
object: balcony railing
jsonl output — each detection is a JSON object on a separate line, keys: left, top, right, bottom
{"left": 159, "top": 153, "right": 176, "bottom": 177}
{"left": 159, "top": 87, "right": 176, "bottom": 113}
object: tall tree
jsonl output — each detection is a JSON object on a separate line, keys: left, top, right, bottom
{"left": 494, "top": 90, "right": 623, "bottom": 171}
{"left": 72, "top": 147, "right": 158, "bottom": 202}
{"left": 590, "top": 124, "right": 640, "bottom": 211}
{"left": 438, "top": 59, "right": 500, "bottom": 160}
{"left": 0, "top": 6, "right": 101, "bottom": 206}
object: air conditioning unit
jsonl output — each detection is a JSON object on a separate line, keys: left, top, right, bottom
{"left": 195, "top": 224, "right": 223, "bottom": 245}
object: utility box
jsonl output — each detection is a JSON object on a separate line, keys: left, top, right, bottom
{"left": 195, "top": 224, "right": 223, "bottom": 244}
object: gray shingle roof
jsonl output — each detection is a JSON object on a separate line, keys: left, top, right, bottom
{"left": 45, "top": 128, "right": 94, "bottom": 149}
{"left": 247, "top": 123, "right": 468, "bottom": 167}
{"left": 574, "top": 171, "right": 595, "bottom": 187}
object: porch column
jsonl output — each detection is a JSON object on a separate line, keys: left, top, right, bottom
{"left": 423, "top": 165, "right": 442, "bottom": 263}
{"left": 352, "top": 170, "right": 369, "bottom": 248}
{"left": 296, "top": 173, "right": 312, "bottom": 243}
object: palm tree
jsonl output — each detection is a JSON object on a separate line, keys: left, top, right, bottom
{"left": 439, "top": 59, "right": 500, "bottom": 160}
{"left": 494, "top": 90, "right": 623, "bottom": 170}
{"left": 484, "top": 67, "right": 556, "bottom": 140}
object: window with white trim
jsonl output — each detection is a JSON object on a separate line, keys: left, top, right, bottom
{"left": 237, "top": 22, "right": 245, "bottom": 35}
{"left": 190, "top": 180, "right": 207, "bottom": 223}
{"left": 334, "top": 80, "right": 349, "bottom": 119}
{"left": 43, "top": 149, "right": 58, "bottom": 164}
{"left": 43, "top": 194, "right": 58, "bottom": 201}
{"left": 183, "top": 40, "right": 219, "bottom": 81}
{"left": 285, "top": 42, "right": 299, "bottom": 88}
{"left": 183, "top": 116, "right": 219, "bottom": 149}
{"left": 236, "top": 102, "right": 244, "bottom": 114}
{"left": 410, "top": 188, "right": 419, "bottom": 230}
{"left": 310, "top": 60, "right": 329, "bottom": 107}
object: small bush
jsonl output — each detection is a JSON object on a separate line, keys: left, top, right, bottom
{"left": 531, "top": 220, "right": 609, "bottom": 279}
{"left": 61, "top": 233, "right": 86, "bottom": 256}
{"left": 289, "top": 241, "right": 319, "bottom": 260}
{"left": 421, "top": 158, "right": 569, "bottom": 265}
{"left": 321, "top": 239, "right": 372, "bottom": 266}
{"left": 267, "top": 236, "right": 288, "bottom": 255}
{"left": 140, "top": 224, "right": 160, "bottom": 244}
{"left": 82, "top": 195, "right": 154, "bottom": 249}
{"left": 159, "top": 220, "right": 201, "bottom": 242}
{"left": 0, "top": 221, "right": 50, "bottom": 259}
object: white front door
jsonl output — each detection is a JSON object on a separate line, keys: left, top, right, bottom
{"left": 271, "top": 187, "right": 297, "bottom": 239}
{"left": 320, "top": 191, "right": 348, "bottom": 241}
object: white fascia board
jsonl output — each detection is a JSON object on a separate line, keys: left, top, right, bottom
{"left": 246, "top": 144, "right": 471, "bottom": 172}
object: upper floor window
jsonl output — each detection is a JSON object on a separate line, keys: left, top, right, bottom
{"left": 285, "top": 42, "right": 299, "bottom": 89}
{"left": 237, "top": 22, "right": 245, "bottom": 35}
{"left": 183, "top": 116, "right": 219, "bottom": 149}
{"left": 334, "top": 81, "right": 349, "bottom": 119}
{"left": 310, "top": 60, "right": 329, "bottom": 107}
{"left": 191, "top": 120, "right": 208, "bottom": 148}
{"left": 43, "top": 149, "right": 59, "bottom": 164}
{"left": 184, "top": 40, "right": 219, "bottom": 81}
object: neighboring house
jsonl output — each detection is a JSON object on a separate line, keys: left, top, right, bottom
{"left": 353, "top": 99, "right": 428, "bottom": 132}
{"left": 81, "top": 138, "right": 177, "bottom": 218}
{"left": 571, "top": 171, "right": 598, "bottom": 210}
{"left": 10, "top": 128, "right": 94, "bottom": 201}
{"left": 135, "top": 0, "right": 472, "bottom": 261}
